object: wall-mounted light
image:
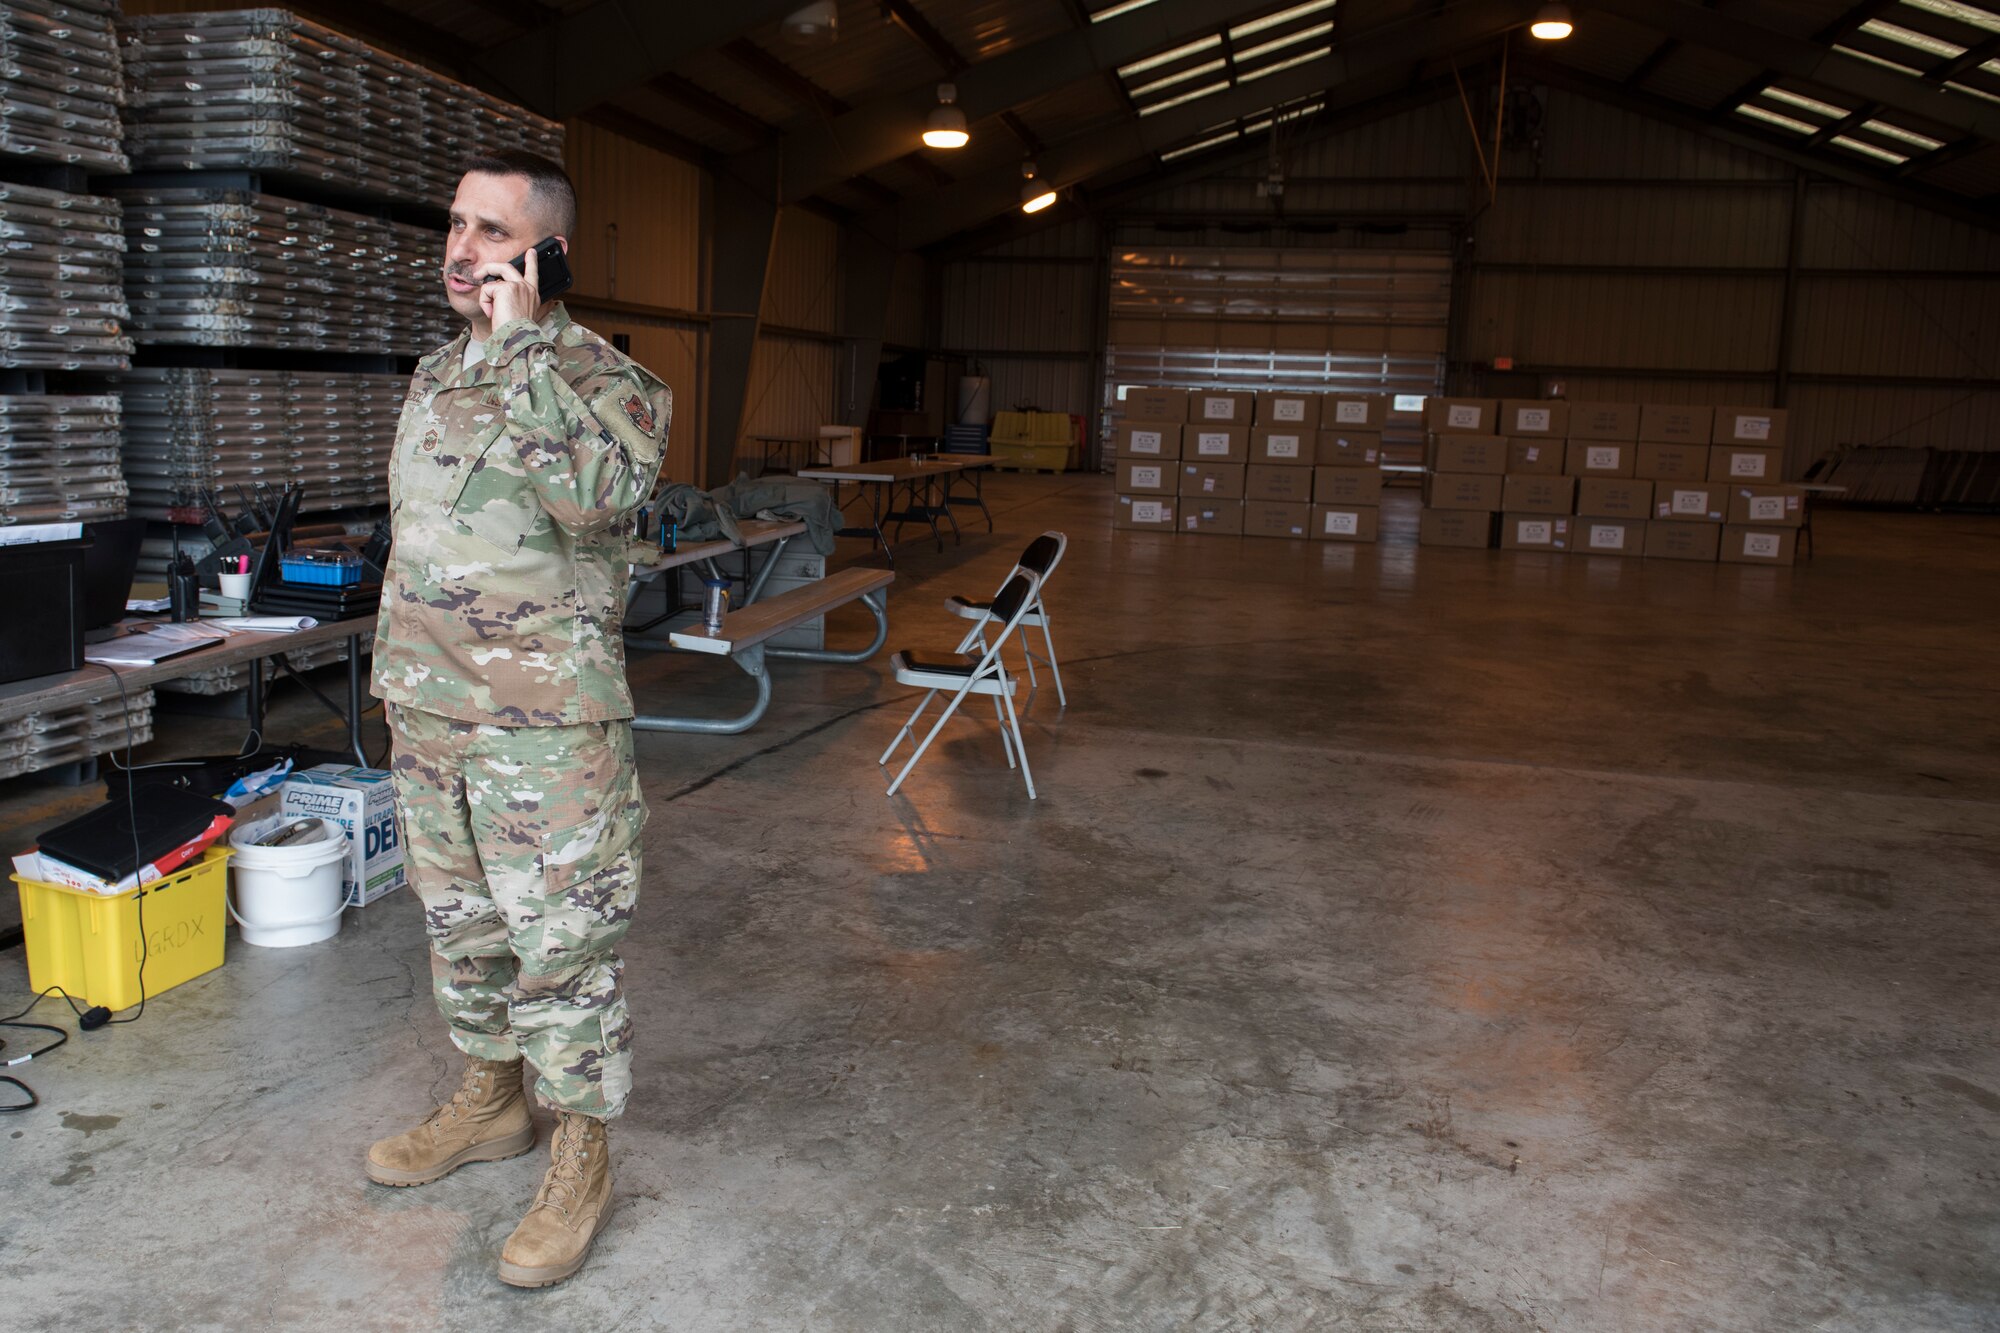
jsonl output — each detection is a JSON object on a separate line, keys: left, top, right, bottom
{"left": 1020, "top": 160, "right": 1057, "bottom": 214}
{"left": 1530, "top": 4, "right": 1573, "bottom": 40}
{"left": 923, "top": 83, "right": 969, "bottom": 149}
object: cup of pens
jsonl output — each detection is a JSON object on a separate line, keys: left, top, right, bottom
{"left": 218, "top": 555, "right": 253, "bottom": 601}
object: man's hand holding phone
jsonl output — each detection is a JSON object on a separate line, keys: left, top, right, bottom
{"left": 476, "top": 236, "right": 573, "bottom": 329}
{"left": 477, "top": 241, "right": 542, "bottom": 329}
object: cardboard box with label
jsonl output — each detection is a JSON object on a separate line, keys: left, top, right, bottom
{"left": 1113, "top": 494, "right": 1176, "bottom": 531}
{"left": 1575, "top": 477, "right": 1654, "bottom": 519}
{"left": 280, "top": 765, "right": 407, "bottom": 908}
{"left": 1498, "top": 399, "right": 1568, "bottom": 438}
{"left": 1501, "top": 514, "right": 1571, "bottom": 551}
{"left": 1654, "top": 482, "right": 1726, "bottom": 523}
{"left": 1727, "top": 485, "right": 1804, "bottom": 528}
{"left": 1720, "top": 525, "right": 1799, "bottom": 566}
{"left": 1124, "top": 387, "right": 1188, "bottom": 422}
{"left": 1423, "top": 472, "right": 1505, "bottom": 512}
{"left": 1117, "top": 460, "right": 1174, "bottom": 495}
{"left": 1245, "top": 463, "right": 1313, "bottom": 503}
{"left": 1418, "top": 508, "right": 1498, "bottom": 548}
{"left": 1567, "top": 402, "right": 1642, "bottom": 441}
{"left": 1310, "top": 504, "right": 1380, "bottom": 543}
{"left": 1181, "top": 501, "right": 1244, "bottom": 535}
{"left": 1116, "top": 421, "right": 1182, "bottom": 459}
{"left": 1635, "top": 441, "right": 1709, "bottom": 481}
{"left": 1317, "top": 429, "right": 1382, "bottom": 466}
{"left": 1250, "top": 427, "right": 1313, "bottom": 466}
{"left": 1254, "top": 391, "right": 1320, "bottom": 429}
{"left": 1501, "top": 475, "right": 1577, "bottom": 515}
{"left": 1644, "top": 521, "right": 1721, "bottom": 561}
{"left": 1427, "top": 434, "right": 1506, "bottom": 474}
{"left": 1564, "top": 439, "right": 1636, "bottom": 478}
{"left": 1185, "top": 425, "right": 1249, "bottom": 464}
{"left": 1325, "top": 394, "right": 1385, "bottom": 429}
{"left": 1506, "top": 437, "right": 1565, "bottom": 476}
{"left": 1192, "top": 390, "right": 1255, "bottom": 424}
{"left": 1639, "top": 404, "right": 1714, "bottom": 443}
{"left": 1424, "top": 397, "right": 1498, "bottom": 435}
{"left": 1577, "top": 518, "right": 1643, "bottom": 557}
{"left": 1713, "top": 406, "right": 1787, "bottom": 446}
{"left": 1243, "top": 500, "right": 1310, "bottom": 538}
{"left": 1314, "top": 466, "right": 1383, "bottom": 506}
{"left": 1179, "top": 462, "right": 1246, "bottom": 499}
{"left": 1710, "top": 445, "right": 1783, "bottom": 483}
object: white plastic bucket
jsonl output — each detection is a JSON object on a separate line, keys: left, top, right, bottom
{"left": 227, "top": 817, "right": 349, "bottom": 947}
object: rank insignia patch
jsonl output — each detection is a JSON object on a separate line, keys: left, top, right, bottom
{"left": 622, "top": 394, "right": 656, "bottom": 436}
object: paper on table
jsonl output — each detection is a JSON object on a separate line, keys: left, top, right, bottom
{"left": 126, "top": 596, "right": 172, "bottom": 612}
{"left": 85, "top": 621, "right": 229, "bottom": 666}
{"left": 209, "top": 616, "right": 318, "bottom": 633}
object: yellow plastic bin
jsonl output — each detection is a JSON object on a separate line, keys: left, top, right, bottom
{"left": 12, "top": 847, "right": 232, "bottom": 1011}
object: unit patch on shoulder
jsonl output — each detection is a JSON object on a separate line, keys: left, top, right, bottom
{"left": 421, "top": 429, "right": 440, "bottom": 453}
{"left": 622, "top": 394, "right": 656, "bottom": 436}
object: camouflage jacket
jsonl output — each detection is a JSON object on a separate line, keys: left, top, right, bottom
{"left": 372, "top": 304, "right": 670, "bottom": 725}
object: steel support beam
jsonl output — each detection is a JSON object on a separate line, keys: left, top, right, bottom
{"left": 837, "top": 233, "right": 901, "bottom": 428}
{"left": 474, "top": 1, "right": 806, "bottom": 118}
{"left": 744, "top": 0, "right": 1302, "bottom": 204}
{"left": 1589, "top": 0, "right": 2000, "bottom": 140}
{"left": 1520, "top": 58, "right": 2000, "bottom": 233}
{"left": 703, "top": 172, "right": 780, "bottom": 487}
{"left": 895, "top": 0, "right": 1524, "bottom": 250}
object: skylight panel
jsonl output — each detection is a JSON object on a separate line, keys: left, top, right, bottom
{"left": 1235, "top": 20, "right": 1335, "bottom": 64}
{"left": 1735, "top": 105, "right": 1817, "bottom": 134}
{"left": 1859, "top": 19, "right": 1966, "bottom": 58}
{"left": 1763, "top": 87, "right": 1848, "bottom": 118}
{"left": 1229, "top": 0, "right": 1338, "bottom": 41}
{"left": 1863, "top": 119, "right": 1946, "bottom": 149}
{"left": 1243, "top": 101, "right": 1324, "bottom": 133}
{"left": 1237, "top": 46, "right": 1331, "bottom": 82}
{"left": 1160, "top": 130, "right": 1241, "bottom": 161}
{"left": 1093, "top": 0, "right": 1164, "bottom": 22}
{"left": 1835, "top": 43, "right": 1926, "bottom": 74}
{"left": 1902, "top": 0, "right": 2000, "bottom": 35}
{"left": 1118, "top": 34, "right": 1221, "bottom": 77}
{"left": 1946, "top": 78, "right": 2000, "bottom": 101}
{"left": 1138, "top": 81, "right": 1232, "bottom": 115}
{"left": 1127, "top": 58, "right": 1228, "bottom": 99}
{"left": 1832, "top": 134, "right": 1910, "bottom": 163}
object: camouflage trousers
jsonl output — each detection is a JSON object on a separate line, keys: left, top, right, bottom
{"left": 385, "top": 703, "right": 646, "bottom": 1119}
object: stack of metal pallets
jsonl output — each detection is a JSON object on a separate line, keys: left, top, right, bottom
{"left": 1, "top": 0, "right": 128, "bottom": 173}
{"left": 118, "top": 9, "right": 564, "bottom": 207}
{"left": 0, "top": 181, "right": 131, "bottom": 370}
{"left": 116, "top": 187, "right": 454, "bottom": 354}
{"left": 0, "top": 686, "right": 153, "bottom": 780}
{"left": 0, "top": 392, "right": 124, "bottom": 523}
{"left": 104, "top": 367, "right": 404, "bottom": 519}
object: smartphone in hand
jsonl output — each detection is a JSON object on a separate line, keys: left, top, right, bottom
{"left": 495, "top": 235, "right": 574, "bottom": 301}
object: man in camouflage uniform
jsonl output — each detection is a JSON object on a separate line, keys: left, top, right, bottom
{"left": 364, "top": 150, "right": 669, "bottom": 1290}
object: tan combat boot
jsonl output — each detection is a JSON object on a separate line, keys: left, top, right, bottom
{"left": 365, "top": 1055, "right": 536, "bottom": 1187}
{"left": 496, "top": 1111, "right": 614, "bottom": 1288}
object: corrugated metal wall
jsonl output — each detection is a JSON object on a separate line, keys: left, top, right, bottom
{"left": 736, "top": 208, "right": 844, "bottom": 457}
{"left": 952, "top": 88, "right": 2000, "bottom": 476}
{"left": 938, "top": 219, "right": 1099, "bottom": 419}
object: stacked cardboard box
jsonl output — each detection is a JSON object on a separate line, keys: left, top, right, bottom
{"left": 1113, "top": 387, "right": 1391, "bottom": 540}
{"left": 1418, "top": 399, "right": 1799, "bottom": 566}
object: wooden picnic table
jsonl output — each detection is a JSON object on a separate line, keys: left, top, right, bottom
{"left": 796, "top": 454, "right": 996, "bottom": 560}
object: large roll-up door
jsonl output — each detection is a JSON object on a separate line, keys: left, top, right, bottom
{"left": 1103, "top": 246, "right": 1450, "bottom": 472}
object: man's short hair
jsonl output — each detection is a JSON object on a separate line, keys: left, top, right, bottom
{"left": 462, "top": 150, "right": 578, "bottom": 240}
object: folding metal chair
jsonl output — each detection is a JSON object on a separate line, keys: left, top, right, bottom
{"left": 943, "top": 530, "right": 1067, "bottom": 708}
{"left": 881, "top": 569, "right": 1043, "bottom": 800}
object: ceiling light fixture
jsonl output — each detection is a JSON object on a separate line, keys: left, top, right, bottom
{"left": 1020, "top": 161, "right": 1057, "bottom": 214}
{"left": 1530, "top": 3, "right": 1573, "bottom": 39}
{"left": 923, "top": 83, "right": 969, "bottom": 149}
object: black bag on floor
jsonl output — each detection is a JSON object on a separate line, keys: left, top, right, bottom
{"left": 102, "top": 743, "right": 355, "bottom": 805}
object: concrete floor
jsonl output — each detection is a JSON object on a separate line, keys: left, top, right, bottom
{"left": 2, "top": 476, "right": 1996, "bottom": 1331}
